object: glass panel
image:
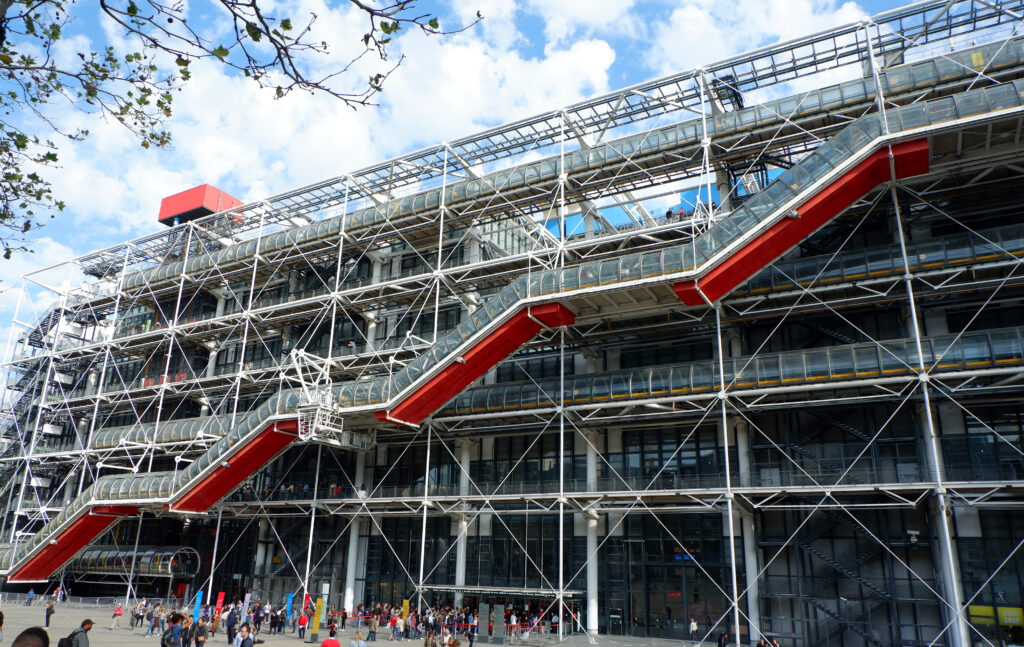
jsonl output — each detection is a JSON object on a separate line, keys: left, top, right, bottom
{"left": 756, "top": 357, "right": 781, "bottom": 385}
{"left": 691, "top": 363, "right": 713, "bottom": 391}
{"left": 955, "top": 91, "right": 990, "bottom": 117}
{"left": 820, "top": 86, "right": 842, "bottom": 107}
{"left": 990, "top": 330, "right": 1022, "bottom": 364}
{"left": 641, "top": 251, "right": 663, "bottom": 277}
{"left": 854, "top": 347, "right": 880, "bottom": 377}
{"left": 579, "top": 262, "right": 600, "bottom": 288}
{"left": 829, "top": 347, "right": 854, "bottom": 378}
{"left": 620, "top": 254, "right": 642, "bottom": 281}
{"left": 927, "top": 97, "right": 957, "bottom": 123}
{"left": 599, "top": 259, "right": 621, "bottom": 285}
{"left": 961, "top": 334, "right": 992, "bottom": 366}
{"left": 985, "top": 83, "right": 1020, "bottom": 109}
{"left": 781, "top": 354, "right": 805, "bottom": 383}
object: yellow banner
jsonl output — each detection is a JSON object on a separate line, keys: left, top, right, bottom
{"left": 311, "top": 597, "right": 326, "bottom": 638}
{"left": 402, "top": 599, "right": 410, "bottom": 621}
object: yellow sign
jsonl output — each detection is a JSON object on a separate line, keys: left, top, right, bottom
{"left": 402, "top": 599, "right": 410, "bottom": 621}
{"left": 969, "top": 605, "right": 996, "bottom": 626}
{"left": 311, "top": 597, "right": 326, "bottom": 639}
{"left": 1000, "top": 606, "right": 1024, "bottom": 627}
{"left": 968, "top": 605, "right": 1024, "bottom": 627}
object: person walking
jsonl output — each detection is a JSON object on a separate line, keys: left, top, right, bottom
{"left": 69, "top": 619, "right": 94, "bottom": 647}
{"left": 25, "top": 589, "right": 34, "bottom": 606}
{"left": 44, "top": 602, "right": 55, "bottom": 632}
{"left": 237, "top": 624, "right": 254, "bottom": 647}
{"left": 110, "top": 602, "right": 124, "bottom": 630}
{"left": 298, "top": 612, "right": 309, "bottom": 640}
{"left": 226, "top": 607, "right": 239, "bottom": 645}
{"left": 718, "top": 631, "right": 729, "bottom": 647}
{"left": 196, "top": 617, "right": 209, "bottom": 647}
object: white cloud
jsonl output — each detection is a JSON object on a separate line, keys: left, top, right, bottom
{"left": 23, "top": 0, "right": 619, "bottom": 257}
{"left": 524, "top": 0, "right": 640, "bottom": 46}
{"left": 651, "top": 0, "right": 868, "bottom": 76}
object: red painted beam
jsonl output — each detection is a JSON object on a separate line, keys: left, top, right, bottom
{"left": 8, "top": 505, "right": 139, "bottom": 582}
{"left": 376, "top": 303, "right": 575, "bottom": 425}
{"left": 172, "top": 421, "right": 298, "bottom": 512}
{"left": 675, "top": 139, "right": 930, "bottom": 306}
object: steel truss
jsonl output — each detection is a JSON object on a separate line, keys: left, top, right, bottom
{"left": 8, "top": 3, "right": 1024, "bottom": 647}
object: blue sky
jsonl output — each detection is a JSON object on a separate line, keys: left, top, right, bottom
{"left": 1, "top": 0, "right": 900, "bottom": 328}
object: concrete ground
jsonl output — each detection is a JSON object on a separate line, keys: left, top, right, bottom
{"left": 0, "top": 602, "right": 717, "bottom": 647}
{"left": 0, "top": 601, "right": 328, "bottom": 646}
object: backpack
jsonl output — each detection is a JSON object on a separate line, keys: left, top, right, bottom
{"left": 146, "top": 609, "right": 154, "bottom": 621}
{"left": 56, "top": 629, "right": 81, "bottom": 647}
{"left": 161, "top": 627, "right": 177, "bottom": 647}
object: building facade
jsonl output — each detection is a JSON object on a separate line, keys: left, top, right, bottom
{"left": 4, "top": 3, "right": 1024, "bottom": 646}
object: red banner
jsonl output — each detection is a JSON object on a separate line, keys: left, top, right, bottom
{"left": 211, "top": 592, "right": 226, "bottom": 633}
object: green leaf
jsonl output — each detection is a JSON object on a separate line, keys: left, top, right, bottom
{"left": 246, "top": 22, "right": 262, "bottom": 43}
{"left": 212, "top": 45, "right": 230, "bottom": 58}
{"left": 175, "top": 56, "right": 189, "bottom": 67}
{"left": 127, "top": 1, "right": 138, "bottom": 16}
{"left": 429, "top": 17, "right": 440, "bottom": 29}
{"left": 281, "top": 18, "right": 293, "bottom": 31}
{"left": 0, "top": 53, "right": 12, "bottom": 65}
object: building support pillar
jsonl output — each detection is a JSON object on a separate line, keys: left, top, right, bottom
{"left": 344, "top": 451, "right": 367, "bottom": 615}
{"left": 454, "top": 439, "right": 472, "bottom": 609}
{"left": 585, "top": 433, "right": 599, "bottom": 636}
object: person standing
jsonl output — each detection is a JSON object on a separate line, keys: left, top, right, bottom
{"left": 110, "top": 602, "right": 124, "bottom": 630}
{"left": 25, "top": 589, "right": 34, "bottom": 606}
{"left": 44, "top": 602, "right": 54, "bottom": 632}
{"left": 341, "top": 609, "right": 348, "bottom": 630}
{"left": 181, "top": 616, "right": 196, "bottom": 647}
{"left": 0, "top": 607, "right": 4, "bottom": 642}
{"left": 718, "top": 631, "right": 729, "bottom": 647}
{"left": 368, "top": 615, "right": 378, "bottom": 642}
{"left": 298, "top": 611, "right": 309, "bottom": 640}
{"left": 145, "top": 606, "right": 157, "bottom": 637}
{"left": 690, "top": 618, "right": 698, "bottom": 640}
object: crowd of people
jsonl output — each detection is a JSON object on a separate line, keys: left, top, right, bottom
{"left": 0, "top": 595, "right": 791, "bottom": 647}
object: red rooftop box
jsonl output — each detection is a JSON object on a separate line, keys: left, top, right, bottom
{"left": 158, "top": 184, "right": 242, "bottom": 226}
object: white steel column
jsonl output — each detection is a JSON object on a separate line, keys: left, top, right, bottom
{"left": 864, "top": 21, "right": 968, "bottom": 647}
{"left": 734, "top": 417, "right": 760, "bottom": 640}
{"left": 585, "top": 435, "right": 599, "bottom": 636}
{"left": 343, "top": 451, "right": 366, "bottom": 615}
{"left": 206, "top": 508, "right": 223, "bottom": 602}
{"left": 124, "top": 512, "right": 145, "bottom": 606}
{"left": 454, "top": 439, "right": 471, "bottom": 609}
{"left": 417, "top": 426, "right": 433, "bottom": 613}
{"left": 302, "top": 445, "right": 323, "bottom": 608}
{"left": 715, "top": 306, "right": 742, "bottom": 647}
